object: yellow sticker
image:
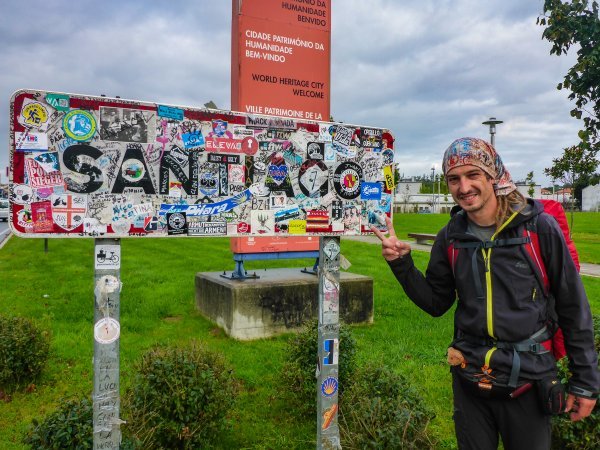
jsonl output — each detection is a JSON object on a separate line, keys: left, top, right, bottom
{"left": 21, "top": 102, "right": 49, "bottom": 128}
{"left": 288, "top": 220, "right": 306, "bottom": 234}
{"left": 383, "top": 164, "right": 395, "bottom": 190}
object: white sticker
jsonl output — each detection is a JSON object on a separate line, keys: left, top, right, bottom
{"left": 96, "top": 275, "right": 121, "bottom": 294}
{"left": 15, "top": 131, "right": 49, "bottom": 151}
{"left": 95, "top": 244, "right": 121, "bottom": 269}
{"left": 94, "top": 317, "right": 120, "bottom": 344}
{"left": 323, "top": 239, "right": 340, "bottom": 261}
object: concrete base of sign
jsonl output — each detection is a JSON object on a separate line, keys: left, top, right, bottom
{"left": 195, "top": 268, "right": 373, "bottom": 340}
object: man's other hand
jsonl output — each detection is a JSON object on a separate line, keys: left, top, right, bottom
{"left": 566, "top": 394, "right": 597, "bottom": 421}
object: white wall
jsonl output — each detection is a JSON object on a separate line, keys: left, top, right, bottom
{"left": 582, "top": 184, "right": 600, "bottom": 211}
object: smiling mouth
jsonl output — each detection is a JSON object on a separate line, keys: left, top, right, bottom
{"left": 459, "top": 192, "right": 478, "bottom": 201}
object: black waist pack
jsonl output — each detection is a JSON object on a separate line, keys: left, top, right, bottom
{"left": 536, "top": 376, "right": 566, "bottom": 415}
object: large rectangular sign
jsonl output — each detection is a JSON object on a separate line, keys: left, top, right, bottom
{"left": 231, "top": 0, "right": 331, "bottom": 121}
{"left": 9, "top": 89, "right": 394, "bottom": 238}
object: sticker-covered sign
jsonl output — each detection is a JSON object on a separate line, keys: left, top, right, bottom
{"left": 9, "top": 89, "right": 394, "bottom": 238}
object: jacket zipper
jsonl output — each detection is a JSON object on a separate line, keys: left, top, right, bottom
{"left": 481, "top": 211, "right": 520, "bottom": 365}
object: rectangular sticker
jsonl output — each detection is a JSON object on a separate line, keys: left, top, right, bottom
{"left": 361, "top": 182, "right": 382, "bottom": 200}
{"left": 15, "top": 131, "right": 49, "bottom": 152}
{"left": 323, "top": 338, "right": 339, "bottom": 365}
{"left": 157, "top": 105, "right": 184, "bottom": 121}
{"left": 95, "top": 244, "right": 121, "bottom": 270}
{"left": 187, "top": 218, "right": 227, "bottom": 236}
{"left": 45, "top": 93, "right": 70, "bottom": 112}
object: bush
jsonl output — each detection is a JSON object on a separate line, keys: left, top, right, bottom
{"left": 340, "top": 363, "right": 437, "bottom": 449}
{"left": 125, "top": 342, "right": 237, "bottom": 449}
{"left": 0, "top": 314, "right": 50, "bottom": 392}
{"left": 551, "top": 314, "right": 599, "bottom": 450}
{"left": 23, "top": 397, "right": 139, "bottom": 449}
{"left": 280, "top": 319, "right": 357, "bottom": 417}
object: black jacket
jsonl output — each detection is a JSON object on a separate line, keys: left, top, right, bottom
{"left": 388, "top": 199, "right": 599, "bottom": 396}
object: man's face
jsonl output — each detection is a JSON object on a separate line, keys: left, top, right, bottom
{"left": 446, "top": 165, "right": 496, "bottom": 214}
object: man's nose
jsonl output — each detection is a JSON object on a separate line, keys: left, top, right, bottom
{"left": 458, "top": 177, "right": 471, "bottom": 193}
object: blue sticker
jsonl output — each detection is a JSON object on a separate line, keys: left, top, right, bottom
{"left": 63, "top": 110, "right": 96, "bottom": 141}
{"left": 361, "top": 182, "right": 382, "bottom": 200}
{"left": 268, "top": 163, "right": 288, "bottom": 186}
{"left": 321, "top": 376, "right": 338, "bottom": 398}
{"left": 181, "top": 131, "right": 205, "bottom": 149}
{"left": 160, "top": 188, "right": 253, "bottom": 217}
{"left": 323, "top": 339, "right": 338, "bottom": 365}
{"left": 157, "top": 105, "right": 184, "bottom": 121}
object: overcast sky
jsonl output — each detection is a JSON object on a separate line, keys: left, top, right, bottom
{"left": 0, "top": 0, "right": 581, "bottom": 186}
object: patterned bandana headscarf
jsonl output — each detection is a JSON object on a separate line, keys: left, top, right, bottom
{"left": 442, "top": 137, "right": 516, "bottom": 196}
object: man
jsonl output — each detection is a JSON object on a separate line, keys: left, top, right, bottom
{"left": 372, "top": 137, "right": 598, "bottom": 450}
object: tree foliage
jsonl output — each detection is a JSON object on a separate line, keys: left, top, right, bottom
{"left": 538, "top": 0, "right": 600, "bottom": 153}
{"left": 544, "top": 145, "right": 598, "bottom": 226}
{"left": 525, "top": 171, "right": 536, "bottom": 198}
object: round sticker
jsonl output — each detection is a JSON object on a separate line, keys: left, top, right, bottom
{"left": 121, "top": 159, "right": 146, "bottom": 182}
{"left": 63, "top": 109, "right": 97, "bottom": 141}
{"left": 333, "top": 162, "right": 362, "bottom": 200}
{"left": 168, "top": 212, "right": 186, "bottom": 230}
{"left": 94, "top": 317, "right": 120, "bottom": 344}
{"left": 241, "top": 136, "right": 259, "bottom": 155}
{"left": 321, "top": 376, "right": 338, "bottom": 398}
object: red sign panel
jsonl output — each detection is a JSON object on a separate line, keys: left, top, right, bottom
{"left": 231, "top": 0, "right": 331, "bottom": 121}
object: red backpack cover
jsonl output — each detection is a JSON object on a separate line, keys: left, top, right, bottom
{"left": 525, "top": 199, "right": 580, "bottom": 360}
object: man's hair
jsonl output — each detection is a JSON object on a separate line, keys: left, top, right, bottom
{"left": 495, "top": 189, "right": 526, "bottom": 226}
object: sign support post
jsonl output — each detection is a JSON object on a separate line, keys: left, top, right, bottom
{"left": 317, "top": 236, "right": 341, "bottom": 449}
{"left": 93, "top": 238, "right": 122, "bottom": 449}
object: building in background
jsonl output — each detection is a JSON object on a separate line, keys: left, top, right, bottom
{"left": 394, "top": 179, "right": 454, "bottom": 213}
{"left": 515, "top": 181, "right": 542, "bottom": 199}
{"left": 582, "top": 184, "right": 600, "bottom": 211}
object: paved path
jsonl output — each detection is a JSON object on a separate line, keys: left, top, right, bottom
{"left": 344, "top": 235, "right": 600, "bottom": 278}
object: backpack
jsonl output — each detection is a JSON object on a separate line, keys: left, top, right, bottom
{"left": 522, "top": 199, "right": 579, "bottom": 360}
{"left": 447, "top": 199, "right": 578, "bottom": 361}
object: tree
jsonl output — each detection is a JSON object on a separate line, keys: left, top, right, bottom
{"left": 544, "top": 144, "right": 599, "bottom": 230}
{"left": 525, "top": 171, "right": 536, "bottom": 198}
{"left": 538, "top": 1, "right": 600, "bottom": 153}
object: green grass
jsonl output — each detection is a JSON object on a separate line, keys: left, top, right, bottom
{"left": 0, "top": 227, "right": 598, "bottom": 448}
{"left": 393, "top": 212, "right": 600, "bottom": 263}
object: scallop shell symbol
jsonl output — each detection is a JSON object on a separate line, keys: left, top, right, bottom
{"left": 321, "top": 376, "right": 338, "bottom": 398}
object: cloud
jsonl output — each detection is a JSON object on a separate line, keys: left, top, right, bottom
{"left": 0, "top": 0, "right": 585, "bottom": 187}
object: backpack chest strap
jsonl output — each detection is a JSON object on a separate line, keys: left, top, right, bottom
{"left": 453, "top": 236, "right": 531, "bottom": 302}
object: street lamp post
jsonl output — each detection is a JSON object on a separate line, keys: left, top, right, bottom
{"left": 482, "top": 117, "right": 503, "bottom": 147}
{"left": 431, "top": 166, "right": 436, "bottom": 213}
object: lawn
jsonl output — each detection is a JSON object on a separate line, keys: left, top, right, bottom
{"left": 392, "top": 212, "right": 600, "bottom": 264}
{"left": 0, "top": 212, "right": 598, "bottom": 449}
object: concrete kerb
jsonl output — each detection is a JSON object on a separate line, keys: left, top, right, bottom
{"left": 343, "top": 235, "right": 600, "bottom": 278}
{"left": 0, "top": 232, "right": 11, "bottom": 250}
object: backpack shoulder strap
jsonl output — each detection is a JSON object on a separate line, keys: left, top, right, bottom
{"left": 521, "top": 216, "right": 550, "bottom": 296}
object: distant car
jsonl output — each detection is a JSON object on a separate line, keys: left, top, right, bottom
{"left": 0, "top": 199, "right": 8, "bottom": 221}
